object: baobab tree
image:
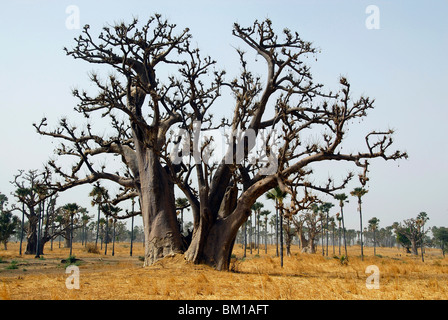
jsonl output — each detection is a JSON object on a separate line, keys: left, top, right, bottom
{"left": 11, "top": 170, "right": 61, "bottom": 256}
{"left": 34, "top": 15, "right": 407, "bottom": 270}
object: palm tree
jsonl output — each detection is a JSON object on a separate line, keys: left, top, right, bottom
{"left": 350, "top": 187, "right": 368, "bottom": 261}
{"left": 417, "top": 212, "right": 429, "bottom": 262}
{"left": 63, "top": 203, "right": 81, "bottom": 256}
{"left": 329, "top": 216, "right": 336, "bottom": 255}
{"left": 368, "top": 217, "right": 380, "bottom": 256}
{"left": 260, "top": 209, "right": 271, "bottom": 254}
{"left": 15, "top": 187, "right": 31, "bottom": 255}
{"left": 334, "top": 193, "right": 349, "bottom": 259}
{"left": 251, "top": 202, "right": 264, "bottom": 254}
{"left": 266, "top": 186, "right": 288, "bottom": 267}
{"left": 175, "top": 197, "right": 189, "bottom": 234}
{"left": 130, "top": 197, "right": 136, "bottom": 256}
{"left": 336, "top": 212, "right": 342, "bottom": 255}
{"left": 320, "top": 202, "right": 334, "bottom": 256}
{"left": 98, "top": 218, "right": 106, "bottom": 249}
{"left": 109, "top": 206, "right": 122, "bottom": 256}
{"left": 89, "top": 183, "right": 109, "bottom": 248}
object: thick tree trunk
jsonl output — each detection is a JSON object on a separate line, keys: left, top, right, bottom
{"left": 411, "top": 240, "right": 419, "bottom": 256}
{"left": 184, "top": 185, "right": 242, "bottom": 271}
{"left": 187, "top": 214, "right": 244, "bottom": 271}
{"left": 25, "top": 215, "right": 38, "bottom": 255}
{"left": 139, "top": 149, "right": 184, "bottom": 266}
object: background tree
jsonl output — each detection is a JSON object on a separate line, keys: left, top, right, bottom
{"left": 296, "top": 203, "right": 322, "bottom": 254}
{"left": 129, "top": 197, "right": 137, "bottom": 256}
{"left": 350, "top": 187, "right": 368, "bottom": 261}
{"left": 368, "top": 217, "right": 380, "bottom": 256}
{"left": 394, "top": 216, "right": 426, "bottom": 256}
{"left": 80, "top": 211, "right": 91, "bottom": 246}
{"left": 251, "top": 201, "right": 264, "bottom": 254}
{"left": 417, "top": 211, "right": 429, "bottom": 262}
{"left": 11, "top": 170, "right": 62, "bottom": 256}
{"left": 0, "top": 193, "right": 19, "bottom": 250}
{"left": 62, "top": 203, "right": 83, "bottom": 256}
{"left": 432, "top": 226, "right": 448, "bottom": 257}
{"left": 89, "top": 183, "right": 109, "bottom": 248}
{"left": 175, "top": 197, "right": 190, "bottom": 235}
{"left": 266, "top": 186, "right": 288, "bottom": 266}
{"left": 320, "top": 202, "right": 334, "bottom": 256}
{"left": 334, "top": 193, "right": 349, "bottom": 259}
{"left": 35, "top": 15, "right": 407, "bottom": 270}
{"left": 260, "top": 209, "right": 271, "bottom": 253}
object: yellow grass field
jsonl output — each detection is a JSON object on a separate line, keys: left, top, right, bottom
{"left": 1, "top": 241, "right": 447, "bottom": 300}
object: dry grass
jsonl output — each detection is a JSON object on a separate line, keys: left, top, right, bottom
{"left": 1, "top": 241, "right": 447, "bottom": 300}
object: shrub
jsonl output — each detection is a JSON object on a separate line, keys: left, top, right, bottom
{"left": 84, "top": 244, "right": 100, "bottom": 254}
{"left": 6, "top": 260, "right": 18, "bottom": 270}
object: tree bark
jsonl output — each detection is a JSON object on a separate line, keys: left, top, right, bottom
{"left": 25, "top": 214, "right": 38, "bottom": 255}
{"left": 138, "top": 149, "right": 184, "bottom": 266}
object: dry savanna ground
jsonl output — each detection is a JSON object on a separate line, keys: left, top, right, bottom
{"left": 1, "top": 241, "right": 447, "bottom": 300}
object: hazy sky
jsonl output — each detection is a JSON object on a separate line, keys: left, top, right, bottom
{"left": 0, "top": 0, "right": 447, "bottom": 231}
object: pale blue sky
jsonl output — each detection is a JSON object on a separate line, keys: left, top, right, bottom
{"left": 0, "top": 1, "right": 447, "bottom": 231}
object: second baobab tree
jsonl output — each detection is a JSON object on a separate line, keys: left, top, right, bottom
{"left": 34, "top": 15, "right": 407, "bottom": 270}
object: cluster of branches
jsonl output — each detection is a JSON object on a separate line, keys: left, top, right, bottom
{"left": 35, "top": 16, "right": 406, "bottom": 209}
{"left": 30, "top": 15, "right": 408, "bottom": 268}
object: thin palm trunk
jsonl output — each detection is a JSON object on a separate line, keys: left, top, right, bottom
{"left": 95, "top": 205, "right": 100, "bottom": 247}
{"left": 69, "top": 212, "right": 74, "bottom": 256}
{"left": 341, "top": 206, "right": 348, "bottom": 259}
{"left": 104, "top": 218, "right": 109, "bottom": 255}
{"left": 359, "top": 203, "right": 364, "bottom": 261}
{"left": 243, "top": 221, "right": 247, "bottom": 258}
{"left": 265, "top": 217, "right": 268, "bottom": 254}
{"left": 130, "top": 215, "right": 134, "bottom": 256}
{"left": 112, "top": 219, "right": 116, "bottom": 256}
{"left": 257, "top": 214, "right": 260, "bottom": 255}
{"left": 280, "top": 209, "right": 284, "bottom": 268}
{"left": 326, "top": 212, "right": 329, "bottom": 256}
{"left": 19, "top": 203, "right": 25, "bottom": 255}
{"left": 275, "top": 200, "right": 279, "bottom": 257}
{"left": 35, "top": 203, "right": 42, "bottom": 258}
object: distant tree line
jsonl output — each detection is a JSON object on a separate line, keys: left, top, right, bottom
{"left": 1, "top": 171, "right": 446, "bottom": 263}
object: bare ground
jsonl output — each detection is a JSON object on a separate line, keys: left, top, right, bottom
{"left": 1, "top": 242, "right": 447, "bottom": 300}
